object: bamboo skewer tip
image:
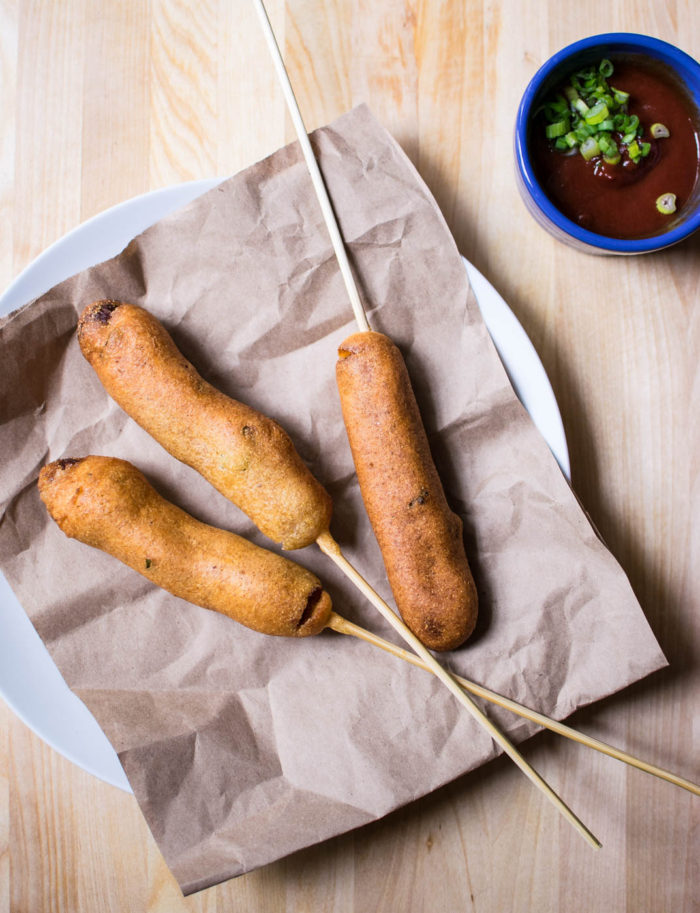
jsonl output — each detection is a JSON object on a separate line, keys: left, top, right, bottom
{"left": 252, "top": 0, "right": 371, "bottom": 334}
{"left": 326, "top": 612, "right": 700, "bottom": 800}
{"left": 318, "top": 535, "right": 602, "bottom": 849}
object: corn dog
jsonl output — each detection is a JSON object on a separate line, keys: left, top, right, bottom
{"left": 335, "top": 331, "right": 478, "bottom": 652}
{"left": 77, "top": 301, "right": 332, "bottom": 550}
{"left": 38, "top": 456, "right": 332, "bottom": 637}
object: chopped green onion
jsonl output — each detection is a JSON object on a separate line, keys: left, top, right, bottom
{"left": 656, "top": 193, "right": 677, "bottom": 214}
{"left": 580, "top": 137, "right": 600, "bottom": 160}
{"left": 546, "top": 120, "right": 569, "bottom": 139}
{"left": 574, "top": 124, "right": 595, "bottom": 141}
{"left": 540, "top": 57, "right": 666, "bottom": 173}
{"left": 597, "top": 134, "right": 618, "bottom": 157}
{"left": 544, "top": 98, "right": 568, "bottom": 119}
{"left": 585, "top": 101, "right": 610, "bottom": 125}
{"left": 650, "top": 122, "right": 670, "bottom": 138}
{"left": 611, "top": 87, "right": 629, "bottom": 105}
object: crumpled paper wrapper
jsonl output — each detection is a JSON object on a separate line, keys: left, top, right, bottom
{"left": 0, "top": 105, "right": 665, "bottom": 894}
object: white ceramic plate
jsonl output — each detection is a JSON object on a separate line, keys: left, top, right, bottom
{"left": 0, "top": 181, "right": 570, "bottom": 793}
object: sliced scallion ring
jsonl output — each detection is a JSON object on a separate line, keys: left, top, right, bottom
{"left": 585, "top": 101, "right": 610, "bottom": 125}
{"left": 650, "top": 122, "right": 670, "bottom": 138}
{"left": 580, "top": 136, "right": 600, "bottom": 160}
{"left": 546, "top": 120, "right": 569, "bottom": 139}
{"left": 656, "top": 193, "right": 677, "bottom": 214}
{"left": 597, "top": 134, "right": 618, "bottom": 157}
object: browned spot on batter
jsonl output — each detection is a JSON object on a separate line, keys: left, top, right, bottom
{"left": 92, "top": 300, "right": 120, "bottom": 323}
{"left": 58, "top": 458, "right": 81, "bottom": 470}
{"left": 408, "top": 488, "right": 430, "bottom": 508}
{"left": 422, "top": 614, "right": 444, "bottom": 640}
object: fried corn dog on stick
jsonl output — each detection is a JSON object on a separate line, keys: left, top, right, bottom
{"left": 336, "top": 332, "right": 478, "bottom": 651}
{"left": 78, "top": 301, "right": 332, "bottom": 551}
{"left": 38, "top": 456, "right": 332, "bottom": 637}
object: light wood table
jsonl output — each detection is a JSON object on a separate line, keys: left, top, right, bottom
{"left": 1, "top": 2, "right": 698, "bottom": 910}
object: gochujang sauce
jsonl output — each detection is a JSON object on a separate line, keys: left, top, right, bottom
{"left": 531, "top": 57, "right": 700, "bottom": 239}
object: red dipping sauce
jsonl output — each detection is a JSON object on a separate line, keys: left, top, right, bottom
{"left": 530, "top": 57, "right": 700, "bottom": 239}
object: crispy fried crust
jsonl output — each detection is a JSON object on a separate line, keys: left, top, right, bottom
{"left": 38, "top": 456, "right": 332, "bottom": 637}
{"left": 77, "top": 301, "right": 332, "bottom": 550}
{"left": 336, "top": 332, "right": 477, "bottom": 651}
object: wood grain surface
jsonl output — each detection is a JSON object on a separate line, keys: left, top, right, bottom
{"left": 1, "top": 1, "right": 699, "bottom": 910}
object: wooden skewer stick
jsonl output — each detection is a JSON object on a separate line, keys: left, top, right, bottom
{"left": 252, "top": 0, "right": 370, "bottom": 333}
{"left": 317, "top": 532, "right": 602, "bottom": 848}
{"left": 250, "top": 13, "right": 649, "bottom": 806}
{"left": 326, "top": 611, "right": 700, "bottom": 798}
{"left": 254, "top": 0, "right": 600, "bottom": 849}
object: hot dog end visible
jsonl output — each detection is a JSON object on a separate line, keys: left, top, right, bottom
{"left": 336, "top": 331, "right": 478, "bottom": 651}
{"left": 38, "top": 456, "right": 332, "bottom": 637}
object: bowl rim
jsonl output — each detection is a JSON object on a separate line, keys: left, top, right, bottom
{"left": 515, "top": 32, "right": 700, "bottom": 253}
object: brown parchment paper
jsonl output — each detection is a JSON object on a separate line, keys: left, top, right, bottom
{"left": 0, "top": 106, "right": 666, "bottom": 894}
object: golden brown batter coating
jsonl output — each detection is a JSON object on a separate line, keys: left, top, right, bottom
{"left": 38, "top": 456, "right": 332, "bottom": 637}
{"left": 336, "top": 332, "right": 477, "bottom": 651}
{"left": 77, "top": 301, "right": 332, "bottom": 550}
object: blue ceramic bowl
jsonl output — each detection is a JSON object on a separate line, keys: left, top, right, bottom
{"left": 515, "top": 33, "right": 700, "bottom": 254}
